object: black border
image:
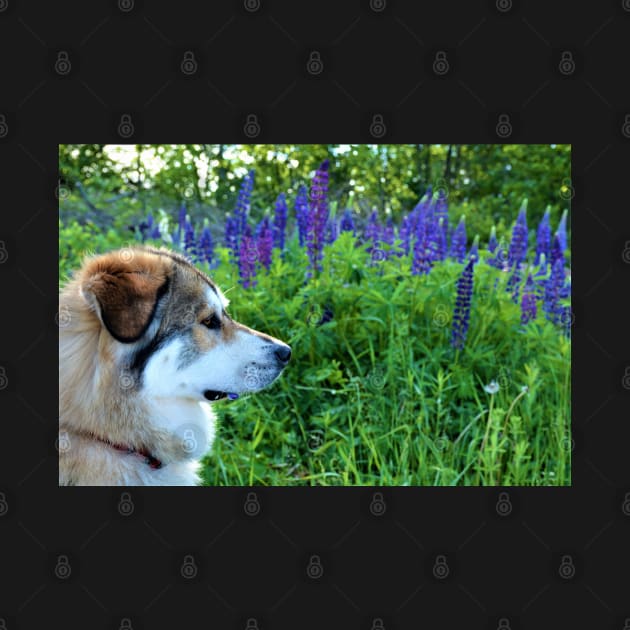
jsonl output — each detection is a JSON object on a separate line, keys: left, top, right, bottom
{"left": 2, "top": 1, "right": 629, "bottom": 628}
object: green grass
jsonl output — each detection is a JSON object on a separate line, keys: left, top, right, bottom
{"left": 60, "top": 225, "right": 571, "bottom": 487}
{"left": 196, "top": 233, "right": 570, "bottom": 486}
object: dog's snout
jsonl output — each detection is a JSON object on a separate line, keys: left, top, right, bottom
{"left": 274, "top": 344, "right": 291, "bottom": 365}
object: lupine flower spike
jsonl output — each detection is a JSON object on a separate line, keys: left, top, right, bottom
{"left": 450, "top": 215, "right": 467, "bottom": 263}
{"left": 521, "top": 272, "right": 537, "bottom": 325}
{"left": 339, "top": 208, "right": 356, "bottom": 235}
{"left": 507, "top": 200, "right": 528, "bottom": 269}
{"left": 273, "top": 193, "right": 288, "bottom": 251}
{"left": 306, "top": 159, "right": 330, "bottom": 275}
{"left": 295, "top": 184, "right": 309, "bottom": 248}
{"left": 198, "top": 224, "right": 214, "bottom": 266}
{"left": 238, "top": 225, "right": 257, "bottom": 289}
{"left": 183, "top": 217, "right": 196, "bottom": 260}
{"left": 535, "top": 206, "right": 551, "bottom": 265}
{"left": 451, "top": 258, "right": 475, "bottom": 350}
{"left": 257, "top": 215, "right": 273, "bottom": 271}
{"left": 234, "top": 169, "right": 255, "bottom": 242}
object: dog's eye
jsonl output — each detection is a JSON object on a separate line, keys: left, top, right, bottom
{"left": 201, "top": 313, "right": 221, "bottom": 330}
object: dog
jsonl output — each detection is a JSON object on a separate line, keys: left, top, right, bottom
{"left": 58, "top": 246, "right": 291, "bottom": 486}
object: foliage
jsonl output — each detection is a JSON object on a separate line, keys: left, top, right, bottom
{"left": 59, "top": 144, "right": 571, "bottom": 246}
{"left": 58, "top": 148, "right": 571, "bottom": 486}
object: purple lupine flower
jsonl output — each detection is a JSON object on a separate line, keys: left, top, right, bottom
{"left": 149, "top": 215, "right": 161, "bottom": 240}
{"left": 424, "top": 214, "right": 441, "bottom": 264}
{"left": 488, "top": 226, "right": 498, "bottom": 254}
{"left": 507, "top": 201, "right": 528, "bottom": 269}
{"left": 234, "top": 169, "right": 255, "bottom": 242}
{"left": 328, "top": 217, "right": 339, "bottom": 244}
{"left": 198, "top": 225, "right": 214, "bottom": 266}
{"left": 273, "top": 193, "right": 288, "bottom": 251}
{"left": 295, "top": 184, "right": 309, "bottom": 247}
{"left": 238, "top": 225, "right": 257, "bottom": 288}
{"left": 434, "top": 189, "right": 449, "bottom": 247}
{"left": 183, "top": 218, "right": 196, "bottom": 260}
{"left": 364, "top": 210, "right": 383, "bottom": 262}
{"left": 136, "top": 219, "right": 149, "bottom": 242}
{"left": 521, "top": 273, "right": 537, "bottom": 325}
{"left": 435, "top": 218, "right": 448, "bottom": 262}
{"left": 382, "top": 216, "right": 395, "bottom": 259}
{"left": 257, "top": 215, "right": 273, "bottom": 271}
{"left": 399, "top": 214, "right": 411, "bottom": 256}
{"left": 451, "top": 258, "right": 475, "bottom": 350}
{"left": 550, "top": 234, "right": 564, "bottom": 269}
{"left": 224, "top": 213, "right": 239, "bottom": 262}
{"left": 507, "top": 263, "right": 522, "bottom": 304}
{"left": 534, "top": 207, "right": 551, "bottom": 266}
{"left": 412, "top": 220, "right": 433, "bottom": 275}
{"left": 306, "top": 159, "right": 330, "bottom": 275}
{"left": 556, "top": 209, "right": 568, "bottom": 252}
{"left": 383, "top": 216, "right": 395, "bottom": 244}
{"left": 488, "top": 238, "right": 508, "bottom": 271}
{"left": 364, "top": 210, "right": 380, "bottom": 252}
{"left": 339, "top": 208, "right": 356, "bottom": 235}
{"left": 534, "top": 253, "right": 548, "bottom": 300}
{"left": 450, "top": 216, "right": 467, "bottom": 263}
{"left": 543, "top": 258, "right": 565, "bottom": 324}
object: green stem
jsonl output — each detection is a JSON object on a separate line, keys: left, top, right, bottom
{"left": 480, "top": 394, "right": 495, "bottom": 453}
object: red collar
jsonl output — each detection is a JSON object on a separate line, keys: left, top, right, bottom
{"left": 98, "top": 437, "right": 163, "bottom": 470}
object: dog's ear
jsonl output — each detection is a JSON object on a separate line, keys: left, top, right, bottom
{"left": 81, "top": 252, "right": 169, "bottom": 343}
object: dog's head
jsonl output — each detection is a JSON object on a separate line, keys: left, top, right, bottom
{"left": 77, "top": 246, "right": 291, "bottom": 403}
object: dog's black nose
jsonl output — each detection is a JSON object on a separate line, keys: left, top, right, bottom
{"left": 274, "top": 344, "right": 291, "bottom": 364}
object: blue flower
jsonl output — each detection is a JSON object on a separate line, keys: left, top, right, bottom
{"left": 234, "top": 169, "right": 255, "bottom": 243}
{"left": 508, "top": 201, "right": 528, "bottom": 269}
{"left": 435, "top": 218, "right": 448, "bottom": 262}
{"left": 339, "top": 208, "right": 356, "bottom": 235}
{"left": 273, "top": 193, "right": 288, "bottom": 251}
{"left": 450, "top": 216, "right": 467, "bottom": 263}
{"left": 295, "top": 184, "right": 309, "bottom": 247}
{"left": 550, "top": 234, "right": 564, "bottom": 269}
{"left": 434, "top": 189, "right": 449, "bottom": 247}
{"left": 364, "top": 210, "right": 381, "bottom": 256}
{"left": 543, "top": 258, "right": 565, "bottom": 324}
{"left": 198, "top": 225, "right": 214, "bottom": 266}
{"left": 306, "top": 159, "right": 330, "bottom": 275}
{"left": 399, "top": 214, "right": 411, "bottom": 256}
{"left": 183, "top": 218, "right": 196, "bottom": 260}
{"left": 534, "top": 207, "right": 551, "bottom": 265}
{"left": 324, "top": 217, "right": 338, "bottom": 244}
{"left": 238, "top": 225, "right": 257, "bottom": 288}
{"left": 256, "top": 215, "right": 273, "bottom": 271}
{"left": 224, "top": 214, "right": 239, "bottom": 264}
{"left": 451, "top": 258, "right": 475, "bottom": 350}
{"left": 412, "top": 219, "right": 432, "bottom": 275}
{"left": 521, "top": 273, "right": 537, "bottom": 325}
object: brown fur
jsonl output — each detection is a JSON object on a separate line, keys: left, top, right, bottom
{"left": 59, "top": 246, "right": 289, "bottom": 486}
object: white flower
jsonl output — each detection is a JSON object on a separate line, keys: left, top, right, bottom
{"left": 484, "top": 381, "right": 500, "bottom": 394}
